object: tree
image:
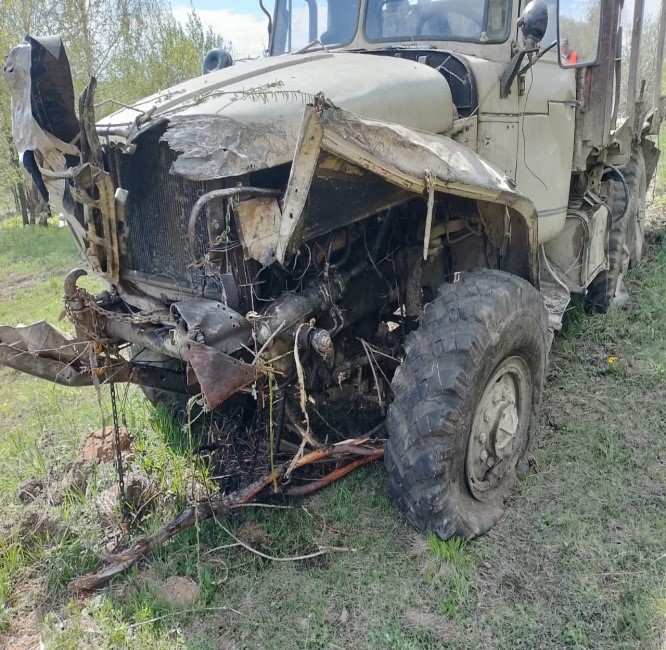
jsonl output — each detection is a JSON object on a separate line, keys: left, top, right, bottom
{"left": 0, "top": 0, "right": 229, "bottom": 224}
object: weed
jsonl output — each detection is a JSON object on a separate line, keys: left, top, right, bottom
{"left": 438, "top": 572, "right": 470, "bottom": 617}
{"left": 426, "top": 534, "right": 467, "bottom": 566}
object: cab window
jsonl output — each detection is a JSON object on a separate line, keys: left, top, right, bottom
{"left": 364, "top": 0, "right": 512, "bottom": 43}
{"left": 272, "top": 0, "right": 360, "bottom": 54}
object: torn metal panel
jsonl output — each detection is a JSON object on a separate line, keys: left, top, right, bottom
{"left": 5, "top": 38, "right": 120, "bottom": 285}
{"left": 170, "top": 298, "right": 252, "bottom": 353}
{"left": 234, "top": 197, "right": 282, "bottom": 267}
{"left": 161, "top": 114, "right": 294, "bottom": 181}
{"left": 277, "top": 106, "right": 540, "bottom": 282}
{"left": 299, "top": 154, "right": 410, "bottom": 241}
{"left": 4, "top": 36, "right": 80, "bottom": 218}
{"left": 273, "top": 108, "right": 411, "bottom": 263}
{"left": 275, "top": 107, "right": 324, "bottom": 262}
{"left": 0, "top": 321, "right": 190, "bottom": 392}
{"left": 0, "top": 321, "right": 86, "bottom": 365}
{"left": 184, "top": 342, "right": 259, "bottom": 410}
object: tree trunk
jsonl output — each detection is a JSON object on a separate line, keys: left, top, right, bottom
{"left": 16, "top": 181, "right": 31, "bottom": 226}
{"left": 26, "top": 180, "right": 40, "bottom": 226}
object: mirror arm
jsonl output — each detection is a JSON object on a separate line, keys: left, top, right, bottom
{"left": 501, "top": 39, "right": 556, "bottom": 99}
{"left": 500, "top": 49, "right": 530, "bottom": 98}
{"left": 517, "top": 39, "right": 558, "bottom": 75}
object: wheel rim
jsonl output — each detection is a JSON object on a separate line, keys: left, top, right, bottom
{"left": 466, "top": 356, "right": 531, "bottom": 500}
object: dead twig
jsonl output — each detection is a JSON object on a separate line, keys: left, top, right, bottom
{"left": 126, "top": 606, "right": 246, "bottom": 629}
{"left": 216, "top": 521, "right": 352, "bottom": 562}
{"left": 69, "top": 437, "right": 383, "bottom": 592}
{"left": 282, "top": 449, "right": 384, "bottom": 497}
{"left": 361, "top": 339, "right": 385, "bottom": 412}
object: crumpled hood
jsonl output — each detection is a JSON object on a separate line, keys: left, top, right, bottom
{"left": 99, "top": 52, "right": 454, "bottom": 180}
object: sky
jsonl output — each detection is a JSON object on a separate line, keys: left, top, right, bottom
{"left": 178, "top": 0, "right": 664, "bottom": 59}
{"left": 174, "top": 0, "right": 275, "bottom": 58}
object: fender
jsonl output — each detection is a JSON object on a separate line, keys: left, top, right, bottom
{"left": 239, "top": 103, "right": 540, "bottom": 286}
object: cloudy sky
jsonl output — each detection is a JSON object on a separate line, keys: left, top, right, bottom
{"left": 173, "top": 0, "right": 275, "bottom": 58}
{"left": 177, "top": 0, "right": 663, "bottom": 59}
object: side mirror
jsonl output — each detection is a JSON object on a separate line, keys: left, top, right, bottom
{"left": 558, "top": 0, "right": 602, "bottom": 67}
{"left": 518, "top": 0, "right": 548, "bottom": 49}
{"left": 500, "top": 0, "right": 551, "bottom": 98}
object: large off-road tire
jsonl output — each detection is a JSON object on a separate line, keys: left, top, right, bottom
{"left": 625, "top": 146, "right": 647, "bottom": 267}
{"left": 385, "top": 270, "right": 549, "bottom": 540}
{"left": 586, "top": 168, "right": 631, "bottom": 312}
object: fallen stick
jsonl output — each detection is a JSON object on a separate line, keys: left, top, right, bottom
{"left": 69, "top": 439, "right": 384, "bottom": 592}
{"left": 282, "top": 450, "right": 384, "bottom": 497}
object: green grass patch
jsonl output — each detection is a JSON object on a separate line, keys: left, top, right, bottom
{"left": 0, "top": 219, "right": 664, "bottom": 648}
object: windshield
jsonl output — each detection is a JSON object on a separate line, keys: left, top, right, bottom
{"left": 271, "top": 0, "right": 511, "bottom": 54}
{"left": 365, "top": 0, "right": 511, "bottom": 43}
{"left": 272, "top": 0, "right": 361, "bottom": 54}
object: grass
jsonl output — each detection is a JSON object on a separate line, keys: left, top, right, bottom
{"left": 0, "top": 217, "right": 664, "bottom": 649}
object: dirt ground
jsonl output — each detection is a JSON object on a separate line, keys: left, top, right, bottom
{"left": 0, "top": 209, "right": 664, "bottom": 649}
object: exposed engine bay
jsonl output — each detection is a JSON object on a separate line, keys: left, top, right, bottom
{"left": 0, "top": 36, "right": 540, "bottom": 425}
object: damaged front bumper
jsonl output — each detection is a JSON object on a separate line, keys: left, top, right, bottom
{"left": 0, "top": 258, "right": 265, "bottom": 409}
{"left": 2, "top": 79, "right": 541, "bottom": 409}
{"left": 0, "top": 320, "right": 186, "bottom": 392}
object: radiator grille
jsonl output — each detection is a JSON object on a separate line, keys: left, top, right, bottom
{"left": 114, "top": 127, "right": 215, "bottom": 289}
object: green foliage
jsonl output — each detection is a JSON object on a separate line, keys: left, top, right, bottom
{"left": 0, "top": 0, "right": 230, "bottom": 215}
{"left": 425, "top": 534, "right": 467, "bottom": 567}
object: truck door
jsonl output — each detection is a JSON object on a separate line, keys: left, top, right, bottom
{"left": 514, "top": 0, "right": 579, "bottom": 244}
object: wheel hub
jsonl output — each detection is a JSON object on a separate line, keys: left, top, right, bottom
{"left": 466, "top": 357, "right": 530, "bottom": 500}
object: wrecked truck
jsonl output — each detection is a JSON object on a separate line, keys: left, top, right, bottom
{"left": 1, "top": 0, "right": 663, "bottom": 540}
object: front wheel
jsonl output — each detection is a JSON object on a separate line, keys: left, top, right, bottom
{"left": 385, "top": 270, "right": 549, "bottom": 539}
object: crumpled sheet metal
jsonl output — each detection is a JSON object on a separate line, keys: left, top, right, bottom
{"left": 105, "top": 51, "right": 454, "bottom": 177}
{"left": 4, "top": 37, "right": 80, "bottom": 218}
{"left": 277, "top": 105, "right": 540, "bottom": 279}
{"left": 0, "top": 321, "right": 192, "bottom": 392}
{"left": 160, "top": 114, "right": 295, "bottom": 181}
{"left": 170, "top": 298, "right": 251, "bottom": 354}
{"left": 183, "top": 341, "right": 259, "bottom": 410}
{"left": 0, "top": 321, "right": 92, "bottom": 387}
{"left": 0, "top": 321, "right": 86, "bottom": 364}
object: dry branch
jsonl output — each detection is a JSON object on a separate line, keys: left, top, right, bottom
{"left": 69, "top": 437, "right": 384, "bottom": 592}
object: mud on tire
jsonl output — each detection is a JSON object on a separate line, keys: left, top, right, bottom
{"left": 385, "top": 269, "right": 549, "bottom": 540}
